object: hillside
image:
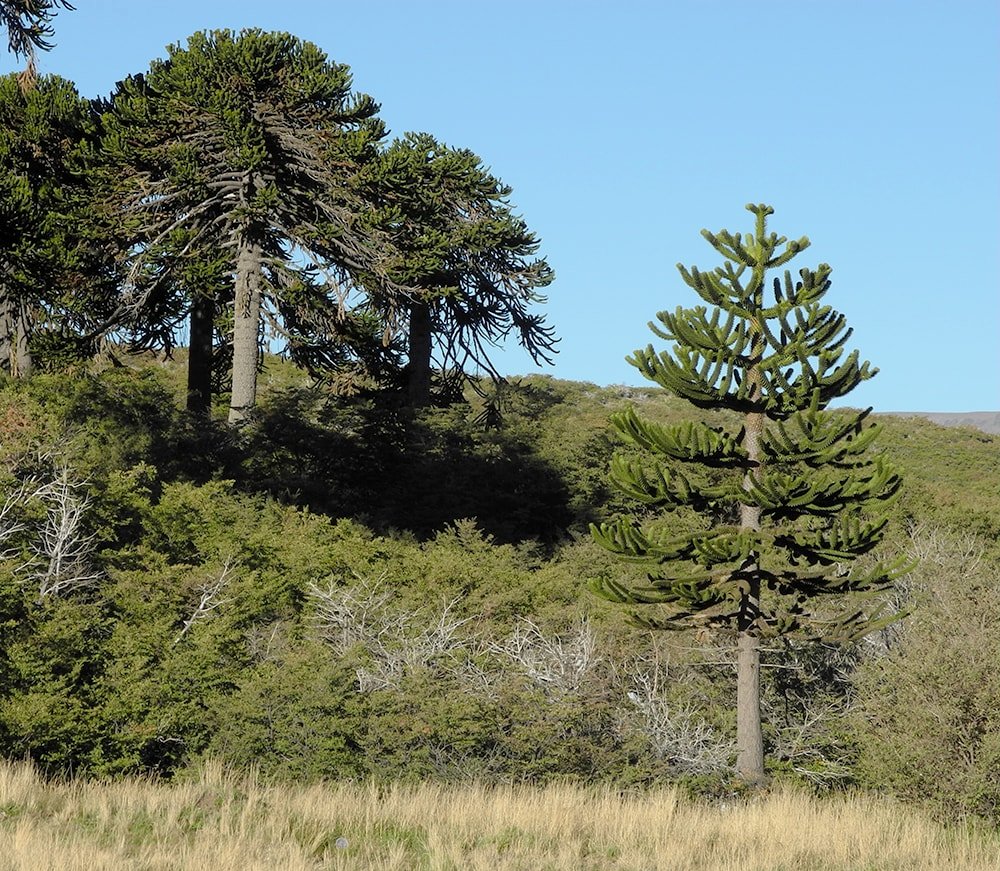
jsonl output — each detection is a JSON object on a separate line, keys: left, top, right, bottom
{"left": 0, "top": 360, "right": 998, "bottom": 824}
{"left": 885, "top": 411, "right": 1000, "bottom": 435}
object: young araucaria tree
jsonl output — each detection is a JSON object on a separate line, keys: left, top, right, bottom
{"left": 591, "top": 204, "right": 908, "bottom": 783}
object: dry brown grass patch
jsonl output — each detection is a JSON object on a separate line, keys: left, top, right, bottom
{"left": 0, "top": 759, "right": 996, "bottom": 870}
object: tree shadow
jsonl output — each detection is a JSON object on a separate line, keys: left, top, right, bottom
{"left": 232, "top": 386, "right": 584, "bottom": 546}
{"left": 20, "top": 368, "right": 595, "bottom": 547}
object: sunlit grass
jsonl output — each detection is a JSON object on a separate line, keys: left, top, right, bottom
{"left": 1, "top": 759, "right": 998, "bottom": 870}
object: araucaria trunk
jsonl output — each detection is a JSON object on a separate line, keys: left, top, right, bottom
{"left": 228, "top": 235, "right": 263, "bottom": 424}
{"left": 407, "top": 299, "right": 433, "bottom": 407}
{"left": 13, "top": 308, "right": 31, "bottom": 378}
{"left": 736, "top": 600, "right": 764, "bottom": 780}
{"left": 0, "top": 294, "right": 32, "bottom": 379}
{"left": 737, "top": 396, "right": 766, "bottom": 781}
{"left": 187, "top": 292, "right": 214, "bottom": 416}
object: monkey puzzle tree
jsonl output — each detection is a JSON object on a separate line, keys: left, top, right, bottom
{"left": 591, "top": 204, "right": 908, "bottom": 782}
{"left": 103, "top": 29, "right": 396, "bottom": 422}
{"left": 0, "top": 72, "right": 111, "bottom": 377}
{"left": 367, "top": 132, "right": 555, "bottom": 407}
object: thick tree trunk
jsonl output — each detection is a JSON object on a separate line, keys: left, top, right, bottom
{"left": 736, "top": 596, "right": 764, "bottom": 781}
{"left": 407, "top": 298, "right": 433, "bottom": 407}
{"left": 186, "top": 292, "right": 214, "bottom": 417}
{"left": 0, "top": 294, "right": 12, "bottom": 375}
{"left": 737, "top": 386, "right": 765, "bottom": 782}
{"left": 13, "top": 307, "right": 31, "bottom": 378}
{"left": 0, "top": 294, "right": 32, "bottom": 378}
{"left": 228, "top": 236, "right": 263, "bottom": 425}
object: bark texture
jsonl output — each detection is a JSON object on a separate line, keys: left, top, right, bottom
{"left": 0, "top": 294, "right": 33, "bottom": 378}
{"left": 737, "top": 353, "right": 765, "bottom": 782}
{"left": 13, "top": 306, "right": 31, "bottom": 378}
{"left": 228, "top": 237, "right": 263, "bottom": 424}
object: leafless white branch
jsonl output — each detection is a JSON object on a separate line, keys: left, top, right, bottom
{"left": 905, "top": 520, "right": 984, "bottom": 576}
{"left": 175, "top": 559, "right": 236, "bottom": 644}
{"left": 0, "top": 479, "right": 39, "bottom": 560}
{"left": 620, "top": 660, "right": 732, "bottom": 774}
{"left": 490, "top": 617, "right": 598, "bottom": 699}
{"left": 308, "top": 575, "right": 473, "bottom": 691}
{"left": 28, "top": 467, "right": 101, "bottom": 598}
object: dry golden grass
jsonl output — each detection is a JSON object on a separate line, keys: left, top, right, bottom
{"left": 0, "top": 758, "right": 997, "bottom": 870}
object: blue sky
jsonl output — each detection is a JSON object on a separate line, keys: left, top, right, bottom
{"left": 3, "top": 0, "right": 997, "bottom": 412}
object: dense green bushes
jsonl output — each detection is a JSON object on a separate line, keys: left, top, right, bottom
{"left": 851, "top": 525, "right": 1000, "bottom": 819}
{"left": 0, "top": 363, "right": 998, "bottom": 822}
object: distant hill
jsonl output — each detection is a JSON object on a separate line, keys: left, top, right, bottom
{"left": 884, "top": 412, "right": 1000, "bottom": 435}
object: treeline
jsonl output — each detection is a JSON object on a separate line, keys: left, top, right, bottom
{"left": 1, "top": 28, "right": 554, "bottom": 421}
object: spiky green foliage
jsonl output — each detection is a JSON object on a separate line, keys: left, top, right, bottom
{"left": 0, "top": 72, "right": 115, "bottom": 376}
{"left": 592, "top": 204, "right": 909, "bottom": 642}
{"left": 101, "top": 29, "right": 398, "bottom": 419}
{"left": 363, "top": 132, "right": 555, "bottom": 404}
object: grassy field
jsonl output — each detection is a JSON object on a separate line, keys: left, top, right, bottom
{"left": 0, "top": 760, "right": 997, "bottom": 870}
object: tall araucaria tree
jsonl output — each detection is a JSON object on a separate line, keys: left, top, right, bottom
{"left": 366, "top": 132, "right": 555, "bottom": 407}
{"left": 591, "top": 204, "right": 909, "bottom": 783}
{"left": 0, "top": 72, "right": 113, "bottom": 377}
{"left": 103, "top": 29, "right": 398, "bottom": 422}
